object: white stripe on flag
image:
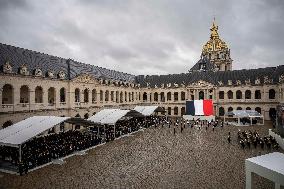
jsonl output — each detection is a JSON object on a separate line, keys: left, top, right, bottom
{"left": 194, "top": 100, "right": 204, "bottom": 115}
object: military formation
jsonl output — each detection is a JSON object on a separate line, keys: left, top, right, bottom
{"left": 238, "top": 130, "right": 279, "bottom": 150}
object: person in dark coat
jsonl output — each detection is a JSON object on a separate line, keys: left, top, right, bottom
{"left": 19, "top": 161, "right": 24, "bottom": 176}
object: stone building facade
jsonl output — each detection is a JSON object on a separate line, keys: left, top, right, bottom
{"left": 0, "top": 21, "right": 284, "bottom": 129}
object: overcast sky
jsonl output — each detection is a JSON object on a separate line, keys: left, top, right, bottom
{"left": 0, "top": 0, "right": 283, "bottom": 75}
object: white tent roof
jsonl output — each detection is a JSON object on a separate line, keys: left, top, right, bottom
{"left": 133, "top": 106, "right": 162, "bottom": 116}
{"left": 88, "top": 108, "right": 143, "bottom": 125}
{"left": 225, "top": 110, "right": 263, "bottom": 118}
{"left": 0, "top": 116, "right": 70, "bottom": 147}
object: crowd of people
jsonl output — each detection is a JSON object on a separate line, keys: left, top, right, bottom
{"left": 0, "top": 130, "right": 102, "bottom": 175}
{"left": 0, "top": 114, "right": 281, "bottom": 176}
{"left": 237, "top": 130, "right": 279, "bottom": 150}
{"left": 153, "top": 117, "right": 228, "bottom": 134}
{"left": 0, "top": 116, "right": 163, "bottom": 175}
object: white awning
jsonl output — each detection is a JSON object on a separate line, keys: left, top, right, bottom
{"left": 133, "top": 106, "right": 164, "bottom": 116}
{"left": 0, "top": 116, "right": 70, "bottom": 147}
{"left": 225, "top": 110, "right": 263, "bottom": 118}
{"left": 88, "top": 108, "right": 143, "bottom": 125}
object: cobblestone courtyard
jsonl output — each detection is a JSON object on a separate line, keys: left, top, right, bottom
{"left": 0, "top": 123, "right": 283, "bottom": 189}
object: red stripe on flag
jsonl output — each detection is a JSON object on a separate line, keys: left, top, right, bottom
{"left": 203, "top": 100, "right": 213, "bottom": 116}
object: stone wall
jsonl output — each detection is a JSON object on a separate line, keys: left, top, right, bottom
{"left": 1, "top": 74, "right": 283, "bottom": 128}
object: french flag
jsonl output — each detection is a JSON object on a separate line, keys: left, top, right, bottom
{"left": 186, "top": 100, "right": 214, "bottom": 116}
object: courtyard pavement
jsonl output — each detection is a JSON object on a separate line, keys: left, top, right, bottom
{"left": 0, "top": 122, "right": 283, "bottom": 189}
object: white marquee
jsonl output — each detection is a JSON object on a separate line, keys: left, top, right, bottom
{"left": 0, "top": 116, "right": 70, "bottom": 147}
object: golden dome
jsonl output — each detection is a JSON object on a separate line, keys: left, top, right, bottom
{"left": 202, "top": 19, "right": 228, "bottom": 55}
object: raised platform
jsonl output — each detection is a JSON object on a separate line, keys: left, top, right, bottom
{"left": 183, "top": 115, "right": 215, "bottom": 121}
{"left": 245, "top": 152, "right": 284, "bottom": 189}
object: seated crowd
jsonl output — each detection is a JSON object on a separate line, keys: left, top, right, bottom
{"left": 0, "top": 115, "right": 163, "bottom": 175}
{"left": 237, "top": 130, "right": 279, "bottom": 150}
{"left": 0, "top": 130, "right": 102, "bottom": 174}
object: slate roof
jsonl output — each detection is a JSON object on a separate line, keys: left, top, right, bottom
{"left": 135, "top": 66, "right": 284, "bottom": 88}
{"left": 0, "top": 43, "right": 283, "bottom": 87}
{"left": 0, "top": 43, "right": 135, "bottom": 82}
{"left": 190, "top": 57, "right": 215, "bottom": 72}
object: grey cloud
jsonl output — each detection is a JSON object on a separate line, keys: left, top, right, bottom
{"left": 0, "top": 0, "right": 29, "bottom": 11}
{"left": 0, "top": 0, "right": 283, "bottom": 75}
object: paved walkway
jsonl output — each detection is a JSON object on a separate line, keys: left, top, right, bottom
{"left": 0, "top": 123, "right": 282, "bottom": 189}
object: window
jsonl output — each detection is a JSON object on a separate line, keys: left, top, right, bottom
{"left": 116, "top": 91, "right": 119, "bottom": 103}
{"left": 125, "top": 92, "right": 127, "bottom": 102}
{"left": 20, "top": 85, "right": 29, "bottom": 103}
{"left": 111, "top": 91, "right": 114, "bottom": 102}
{"left": 167, "top": 92, "right": 171, "bottom": 101}
{"left": 219, "top": 91, "right": 224, "bottom": 99}
{"left": 219, "top": 107, "right": 225, "bottom": 116}
{"left": 181, "top": 92, "right": 186, "bottom": 101}
{"left": 160, "top": 92, "right": 165, "bottom": 102}
{"left": 154, "top": 92, "right": 158, "bottom": 102}
{"left": 168, "top": 107, "right": 171, "bottom": 115}
{"left": 236, "top": 90, "right": 242, "bottom": 99}
{"left": 255, "top": 107, "right": 261, "bottom": 114}
{"left": 100, "top": 90, "right": 104, "bottom": 101}
{"left": 174, "top": 92, "right": 179, "bottom": 101}
{"left": 35, "top": 86, "right": 43, "bottom": 103}
{"left": 174, "top": 107, "right": 178, "bottom": 115}
{"left": 48, "top": 87, "right": 55, "bottom": 105}
{"left": 199, "top": 91, "right": 204, "bottom": 100}
{"left": 143, "top": 92, "right": 147, "bottom": 101}
{"left": 255, "top": 90, "right": 261, "bottom": 99}
{"left": 84, "top": 89, "right": 89, "bottom": 103}
{"left": 181, "top": 107, "right": 185, "bottom": 116}
{"left": 120, "top": 92, "right": 123, "bottom": 103}
{"left": 75, "top": 88, "right": 80, "bottom": 102}
{"left": 245, "top": 90, "right": 251, "bottom": 99}
{"left": 92, "top": 89, "right": 97, "bottom": 103}
{"left": 227, "top": 90, "right": 233, "bottom": 99}
{"left": 60, "top": 88, "right": 66, "bottom": 102}
{"left": 105, "top": 90, "right": 109, "bottom": 101}
{"left": 269, "top": 89, "right": 276, "bottom": 99}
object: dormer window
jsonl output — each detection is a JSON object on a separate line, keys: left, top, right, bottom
{"left": 34, "top": 68, "right": 42, "bottom": 76}
{"left": 3, "top": 60, "right": 12, "bottom": 73}
{"left": 19, "top": 64, "right": 29, "bottom": 75}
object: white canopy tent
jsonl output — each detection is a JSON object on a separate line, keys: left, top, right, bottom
{"left": 0, "top": 116, "right": 70, "bottom": 147}
{"left": 88, "top": 108, "right": 143, "bottom": 125}
{"left": 224, "top": 110, "right": 264, "bottom": 126}
{"left": 88, "top": 108, "right": 144, "bottom": 140}
{"left": 133, "top": 106, "right": 164, "bottom": 116}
